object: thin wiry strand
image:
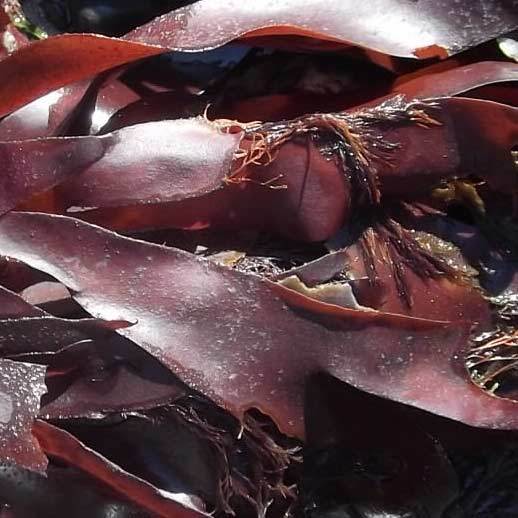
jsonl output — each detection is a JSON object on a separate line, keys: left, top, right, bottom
{"left": 468, "top": 329, "right": 518, "bottom": 394}
{"left": 358, "top": 216, "right": 462, "bottom": 308}
{"left": 210, "top": 98, "right": 440, "bottom": 203}
{"left": 167, "top": 397, "right": 301, "bottom": 516}
{"left": 349, "top": 95, "right": 442, "bottom": 129}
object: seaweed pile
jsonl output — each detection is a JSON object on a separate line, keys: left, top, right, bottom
{"left": 0, "top": 1, "right": 518, "bottom": 516}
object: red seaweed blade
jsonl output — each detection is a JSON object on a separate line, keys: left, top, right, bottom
{"left": 0, "top": 211, "right": 516, "bottom": 438}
